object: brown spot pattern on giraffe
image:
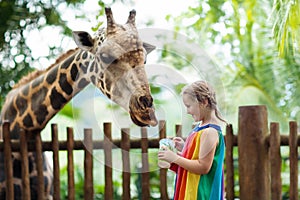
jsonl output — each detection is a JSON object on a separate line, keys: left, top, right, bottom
{"left": 50, "top": 87, "right": 67, "bottom": 110}
{"left": 70, "top": 63, "right": 79, "bottom": 81}
{"left": 15, "top": 95, "right": 27, "bottom": 116}
{"left": 59, "top": 73, "right": 73, "bottom": 95}
{"left": 46, "top": 67, "right": 58, "bottom": 84}
{"left": 13, "top": 48, "right": 79, "bottom": 89}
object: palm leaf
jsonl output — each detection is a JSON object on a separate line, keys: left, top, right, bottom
{"left": 271, "top": 0, "right": 300, "bottom": 57}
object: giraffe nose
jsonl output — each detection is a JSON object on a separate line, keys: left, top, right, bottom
{"left": 129, "top": 94, "right": 157, "bottom": 127}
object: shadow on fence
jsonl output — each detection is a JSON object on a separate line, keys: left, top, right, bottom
{"left": 0, "top": 105, "right": 299, "bottom": 200}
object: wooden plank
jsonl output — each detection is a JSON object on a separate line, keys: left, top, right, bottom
{"left": 3, "top": 121, "right": 14, "bottom": 200}
{"left": 159, "top": 120, "right": 169, "bottom": 200}
{"left": 141, "top": 127, "right": 150, "bottom": 200}
{"left": 35, "top": 132, "right": 45, "bottom": 200}
{"left": 270, "top": 122, "right": 282, "bottom": 200}
{"left": 20, "top": 129, "right": 30, "bottom": 200}
{"left": 51, "top": 124, "right": 60, "bottom": 199}
{"left": 67, "top": 127, "right": 75, "bottom": 200}
{"left": 104, "top": 123, "right": 113, "bottom": 200}
{"left": 225, "top": 124, "right": 234, "bottom": 200}
{"left": 84, "top": 128, "right": 94, "bottom": 200}
{"left": 238, "top": 106, "right": 270, "bottom": 200}
{"left": 289, "top": 121, "right": 298, "bottom": 200}
{"left": 121, "top": 128, "right": 131, "bottom": 200}
{"left": 0, "top": 138, "right": 163, "bottom": 151}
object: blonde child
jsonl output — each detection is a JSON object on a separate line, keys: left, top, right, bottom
{"left": 158, "top": 80, "right": 226, "bottom": 200}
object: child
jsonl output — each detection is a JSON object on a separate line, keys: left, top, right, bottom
{"left": 158, "top": 80, "right": 226, "bottom": 200}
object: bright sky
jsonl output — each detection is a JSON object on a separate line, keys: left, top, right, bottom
{"left": 26, "top": 0, "right": 197, "bottom": 69}
{"left": 68, "top": 0, "right": 197, "bottom": 29}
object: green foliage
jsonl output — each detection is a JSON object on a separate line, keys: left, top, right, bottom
{"left": 91, "top": 1, "right": 106, "bottom": 32}
{"left": 60, "top": 164, "right": 122, "bottom": 200}
{"left": 60, "top": 165, "right": 85, "bottom": 199}
{"left": 149, "top": 83, "right": 162, "bottom": 95}
{"left": 59, "top": 103, "right": 81, "bottom": 119}
{"left": 132, "top": 166, "right": 162, "bottom": 199}
{"left": 271, "top": 0, "right": 300, "bottom": 57}
{"left": 0, "top": 0, "right": 85, "bottom": 109}
{"left": 174, "top": 83, "right": 186, "bottom": 94}
{"left": 165, "top": 0, "right": 299, "bottom": 131}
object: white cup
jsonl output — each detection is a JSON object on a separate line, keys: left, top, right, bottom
{"left": 158, "top": 138, "right": 174, "bottom": 168}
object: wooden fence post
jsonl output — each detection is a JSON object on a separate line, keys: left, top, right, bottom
{"left": 35, "top": 132, "right": 45, "bottom": 200}
{"left": 175, "top": 124, "right": 182, "bottom": 137}
{"left": 159, "top": 120, "right": 169, "bottom": 200}
{"left": 270, "top": 122, "right": 282, "bottom": 200}
{"left": 225, "top": 124, "right": 234, "bottom": 200}
{"left": 238, "top": 105, "right": 270, "bottom": 200}
{"left": 121, "top": 128, "right": 131, "bottom": 200}
{"left": 67, "top": 127, "right": 75, "bottom": 200}
{"left": 84, "top": 128, "right": 93, "bottom": 200}
{"left": 20, "top": 129, "right": 30, "bottom": 200}
{"left": 3, "top": 121, "right": 14, "bottom": 200}
{"left": 51, "top": 124, "right": 60, "bottom": 200}
{"left": 141, "top": 127, "right": 150, "bottom": 200}
{"left": 289, "top": 121, "right": 298, "bottom": 200}
{"left": 104, "top": 123, "right": 113, "bottom": 200}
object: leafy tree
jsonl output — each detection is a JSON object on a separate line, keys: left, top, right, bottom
{"left": 0, "top": 0, "right": 76, "bottom": 108}
{"left": 165, "top": 0, "right": 300, "bottom": 130}
{"left": 0, "top": 0, "right": 95, "bottom": 110}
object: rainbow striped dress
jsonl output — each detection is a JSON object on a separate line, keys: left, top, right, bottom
{"left": 170, "top": 124, "right": 225, "bottom": 200}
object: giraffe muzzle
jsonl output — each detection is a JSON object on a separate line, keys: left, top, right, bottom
{"left": 129, "top": 95, "right": 158, "bottom": 127}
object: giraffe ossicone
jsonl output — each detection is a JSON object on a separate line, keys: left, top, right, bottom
{"left": 0, "top": 7, "right": 157, "bottom": 199}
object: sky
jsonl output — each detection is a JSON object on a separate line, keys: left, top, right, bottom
{"left": 26, "top": 0, "right": 197, "bottom": 69}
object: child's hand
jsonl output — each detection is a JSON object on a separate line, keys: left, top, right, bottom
{"left": 173, "top": 137, "right": 185, "bottom": 151}
{"left": 158, "top": 149, "right": 179, "bottom": 163}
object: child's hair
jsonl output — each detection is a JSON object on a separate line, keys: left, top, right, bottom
{"left": 181, "top": 80, "right": 227, "bottom": 124}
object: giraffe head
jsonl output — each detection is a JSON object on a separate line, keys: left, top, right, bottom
{"left": 72, "top": 8, "right": 158, "bottom": 127}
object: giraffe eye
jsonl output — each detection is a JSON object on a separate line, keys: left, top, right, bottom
{"left": 100, "top": 53, "right": 116, "bottom": 64}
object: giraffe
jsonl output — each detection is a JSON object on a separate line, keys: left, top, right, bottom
{"left": 0, "top": 7, "right": 158, "bottom": 199}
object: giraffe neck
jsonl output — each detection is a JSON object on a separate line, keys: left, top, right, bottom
{"left": 1, "top": 49, "right": 100, "bottom": 138}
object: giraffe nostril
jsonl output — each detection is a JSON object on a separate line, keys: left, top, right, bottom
{"left": 139, "top": 96, "right": 152, "bottom": 108}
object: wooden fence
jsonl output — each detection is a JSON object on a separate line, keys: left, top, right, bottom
{"left": 0, "top": 105, "right": 299, "bottom": 200}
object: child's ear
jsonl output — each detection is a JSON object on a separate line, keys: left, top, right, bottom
{"left": 202, "top": 99, "right": 209, "bottom": 107}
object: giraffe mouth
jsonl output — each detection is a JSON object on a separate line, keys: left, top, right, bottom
{"left": 129, "top": 95, "right": 158, "bottom": 127}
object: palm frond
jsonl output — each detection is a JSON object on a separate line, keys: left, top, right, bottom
{"left": 271, "top": 0, "right": 300, "bottom": 57}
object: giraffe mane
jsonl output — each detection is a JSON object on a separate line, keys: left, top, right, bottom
{"left": 13, "top": 48, "right": 79, "bottom": 89}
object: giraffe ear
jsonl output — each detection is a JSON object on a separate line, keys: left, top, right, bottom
{"left": 72, "top": 31, "right": 94, "bottom": 51}
{"left": 143, "top": 42, "right": 156, "bottom": 54}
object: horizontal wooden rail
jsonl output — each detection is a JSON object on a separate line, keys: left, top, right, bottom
{"left": 0, "top": 138, "right": 159, "bottom": 151}
{"left": 1, "top": 134, "right": 300, "bottom": 152}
